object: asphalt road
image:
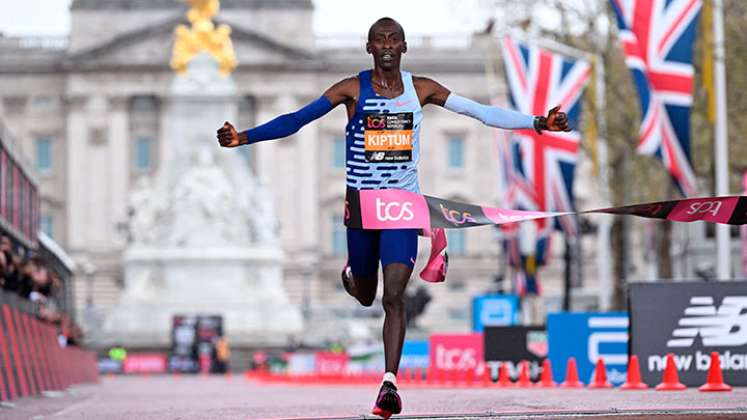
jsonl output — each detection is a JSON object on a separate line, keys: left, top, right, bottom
{"left": 2, "top": 375, "right": 747, "bottom": 420}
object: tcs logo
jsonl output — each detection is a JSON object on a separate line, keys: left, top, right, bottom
{"left": 687, "top": 200, "right": 723, "bottom": 217}
{"left": 435, "top": 345, "right": 478, "bottom": 370}
{"left": 440, "top": 204, "right": 477, "bottom": 226}
{"left": 367, "top": 116, "right": 386, "bottom": 129}
{"left": 375, "top": 198, "right": 414, "bottom": 221}
{"left": 429, "top": 333, "right": 484, "bottom": 376}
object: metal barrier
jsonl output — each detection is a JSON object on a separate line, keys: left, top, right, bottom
{"left": 0, "top": 291, "right": 98, "bottom": 402}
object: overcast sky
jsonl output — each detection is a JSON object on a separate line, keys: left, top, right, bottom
{"left": 0, "top": 0, "right": 488, "bottom": 37}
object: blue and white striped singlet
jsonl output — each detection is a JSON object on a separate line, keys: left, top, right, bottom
{"left": 345, "top": 70, "right": 423, "bottom": 193}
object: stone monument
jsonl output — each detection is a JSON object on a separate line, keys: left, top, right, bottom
{"left": 102, "top": 0, "right": 302, "bottom": 347}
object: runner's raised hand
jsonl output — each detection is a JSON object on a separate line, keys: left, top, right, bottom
{"left": 217, "top": 121, "right": 247, "bottom": 147}
{"left": 542, "top": 105, "right": 571, "bottom": 132}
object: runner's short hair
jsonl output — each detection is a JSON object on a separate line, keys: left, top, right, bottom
{"left": 368, "top": 17, "right": 405, "bottom": 42}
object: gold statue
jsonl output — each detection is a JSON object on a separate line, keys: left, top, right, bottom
{"left": 170, "top": 0, "right": 237, "bottom": 75}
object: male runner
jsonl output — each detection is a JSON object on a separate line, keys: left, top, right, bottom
{"left": 217, "top": 17, "right": 569, "bottom": 419}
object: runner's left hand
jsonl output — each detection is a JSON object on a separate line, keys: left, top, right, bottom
{"left": 544, "top": 105, "right": 571, "bottom": 132}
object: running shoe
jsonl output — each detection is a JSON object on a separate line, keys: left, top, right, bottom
{"left": 340, "top": 264, "right": 355, "bottom": 296}
{"left": 371, "top": 380, "right": 402, "bottom": 419}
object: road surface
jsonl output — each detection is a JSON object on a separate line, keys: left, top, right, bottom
{"left": 2, "top": 375, "right": 746, "bottom": 419}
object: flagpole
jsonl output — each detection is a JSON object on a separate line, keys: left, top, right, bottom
{"left": 713, "top": 0, "right": 731, "bottom": 279}
{"left": 593, "top": 57, "right": 613, "bottom": 310}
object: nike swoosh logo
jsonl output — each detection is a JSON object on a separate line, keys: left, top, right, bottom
{"left": 410, "top": 257, "right": 416, "bottom": 265}
{"left": 395, "top": 100, "right": 413, "bottom": 107}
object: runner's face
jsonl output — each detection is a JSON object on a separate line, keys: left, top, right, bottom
{"left": 367, "top": 23, "right": 406, "bottom": 71}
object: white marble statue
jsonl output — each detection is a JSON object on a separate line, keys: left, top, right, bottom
{"left": 102, "top": 53, "right": 302, "bottom": 348}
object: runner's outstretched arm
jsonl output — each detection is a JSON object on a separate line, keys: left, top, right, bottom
{"left": 217, "top": 77, "right": 358, "bottom": 148}
{"left": 414, "top": 76, "right": 571, "bottom": 133}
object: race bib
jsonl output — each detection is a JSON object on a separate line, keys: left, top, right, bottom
{"left": 364, "top": 112, "right": 413, "bottom": 162}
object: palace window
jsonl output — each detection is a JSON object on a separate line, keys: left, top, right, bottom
{"left": 135, "top": 136, "right": 152, "bottom": 170}
{"left": 36, "top": 137, "right": 53, "bottom": 172}
{"left": 448, "top": 136, "right": 464, "bottom": 168}
{"left": 332, "top": 137, "right": 345, "bottom": 168}
{"left": 331, "top": 213, "right": 346, "bottom": 255}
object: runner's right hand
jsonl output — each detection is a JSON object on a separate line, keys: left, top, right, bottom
{"left": 217, "top": 121, "right": 244, "bottom": 147}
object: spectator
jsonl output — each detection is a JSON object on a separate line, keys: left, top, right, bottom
{"left": 1, "top": 236, "right": 21, "bottom": 293}
{"left": 0, "top": 234, "right": 84, "bottom": 346}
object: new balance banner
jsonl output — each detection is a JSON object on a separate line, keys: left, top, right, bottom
{"left": 483, "top": 326, "right": 547, "bottom": 381}
{"left": 547, "top": 312, "right": 628, "bottom": 386}
{"left": 472, "top": 295, "right": 519, "bottom": 332}
{"left": 344, "top": 188, "right": 747, "bottom": 230}
{"left": 629, "top": 282, "right": 747, "bottom": 386}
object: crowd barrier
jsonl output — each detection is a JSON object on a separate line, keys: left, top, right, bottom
{"left": 0, "top": 293, "right": 98, "bottom": 403}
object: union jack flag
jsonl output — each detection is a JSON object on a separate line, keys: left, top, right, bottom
{"left": 610, "top": 0, "right": 701, "bottom": 197}
{"left": 498, "top": 36, "right": 591, "bottom": 284}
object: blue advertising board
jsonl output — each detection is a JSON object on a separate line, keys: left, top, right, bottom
{"left": 399, "top": 340, "right": 429, "bottom": 370}
{"left": 471, "top": 294, "right": 519, "bottom": 332}
{"left": 547, "top": 312, "right": 629, "bottom": 386}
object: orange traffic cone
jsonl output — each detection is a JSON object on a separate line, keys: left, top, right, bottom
{"left": 405, "top": 368, "right": 413, "bottom": 384}
{"left": 561, "top": 357, "right": 584, "bottom": 388}
{"left": 482, "top": 365, "right": 493, "bottom": 387}
{"left": 621, "top": 355, "right": 648, "bottom": 390}
{"left": 516, "top": 360, "right": 532, "bottom": 387}
{"left": 495, "top": 363, "right": 514, "bottom": 387}
{"left": 535, "top": 359, "right": 557, "bottom": 388}
{"left": 439, "top": 368, "right": 448, "bottom": 386}
{"left": 699, "top": 352, "right": 732, "bottom": 392}
{"left": 465, "top": 367, "right": 476, "bottom": 388}
{"left": 450, "top": 368, "right": 460, "bottom": 387}
{"left": 655, "top": 353, "right": 686, "bottom": 391}
{"left": 589, "top": 358, "right": 613, "bottom": 389}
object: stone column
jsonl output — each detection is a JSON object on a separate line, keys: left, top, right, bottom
{"left": 108, "top": 96, "right": 130, "bottom": 249}
{"left": 85, "top": 95, "right": 112, "bottom": 250}
{"left": 158, "top": 96, "right": 173, "bottom": 170}
{"left": 253, "top": 95, "right": 279, "bottom": 185}
{"left": 64, "top": 95, "right": 90, "bottom": 250}
{"left": 293, "top": 95, "right": 320, "bottom": 254}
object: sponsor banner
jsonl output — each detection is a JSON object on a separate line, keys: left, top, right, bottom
{"left": 287, "top": 353, "right": 316, "bottom": 375}
{"left": 429, "top": 333, "right": 483, "bottom": 378}
{"left": 170, "top": 315, "right": 223, "bottom": 373}
{"left": 630, "top": 282, "right": 747, "bottom": 386}
{"left": 344, "top": 189, "right": 747, "bottom": 230}
{"left": 98, "top": 358, "right": 122, "bottom": 374}
{"left": 314, "top": 352, "right": 349, "bottom": 376}
{"left": 171, "top": 315, "right": 198, "bottom": 373}
{"left": 195, "top": 315, "right": 223, "bottom": 374}
{"left": 123, "top": 353, "right": 167, "bottom": 374}
{"left": 347, "top": 342, "right": 385, "bottom": 373}
{"left": 472, "top": 294, "right": 519, "bottom": 332}
{"left": 400, "top": 340, "right": 429, "bottom": 370}
{"left": 547, "top": 312, "right": 628, "bottom": 386}
{"left": 484, "top": 327, "right": 547, "bottom": 381}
